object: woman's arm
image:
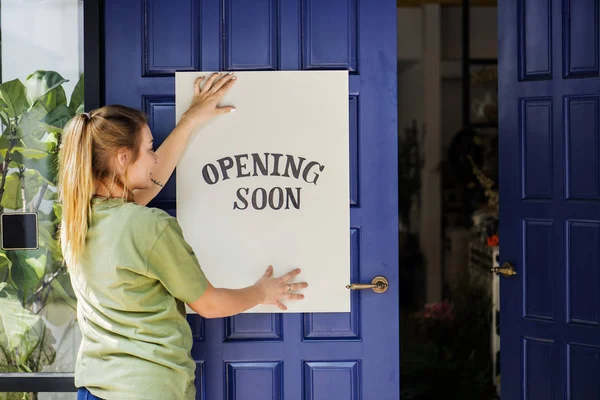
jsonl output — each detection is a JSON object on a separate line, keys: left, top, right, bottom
{"left": 133, "top": 118, "right": 195, "bottom": 206}
{"left": 187, "top": 266, "right": 308, "bottom": 318}
{"left": 134, "top": 72, "right": 237, "bottom": 206}
{"left": 187, "top": 284, "right": 263, "bottom": 318}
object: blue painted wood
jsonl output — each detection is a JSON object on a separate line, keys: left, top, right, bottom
{"left": 303, "top": 361, "right": 360, "bottom": 400}
{"left": 104, "top": 0, "right": 398, "bottom": 398}
{"left": 567, "top": 343, "right": 600, "bottom": 398}
{"left": 562, "top": 0, "right": 599, "bottom": 78}
{"left": 226, "top": 362, "right": 282, "bottom": 400}
{"left": 188, "top": 313, "right": 206, "bottom": 342}
{"left": 224, "top": 0, "right": 278, "bottom": 70}
{"left": 349, "top": 95, "right": 359, "bottom": 206}
{"left": 500, "top": 0, "right": 600, "bottom": 397}
{"left": 517, "top": 0, "right": 552, "bottom": 81}
{"left": 565, "top": 95, "right": 600, "bottom": 199}
{"left": 224, "top": 313, "right": 283, "bottom": 341}
{"left": 566, "top": 221, "right": 600, "bottom": 326}
{"left": 302, "top": 0, "right": 357, "bottom": 72}
{"left": 520, "top": 98, "right": 552, "bottom": 200}
{"left": 143, "top": 0, "right": 200, "bottom": 76}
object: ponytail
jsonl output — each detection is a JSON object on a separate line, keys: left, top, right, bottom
{"left": 58, "top": 114, "right": 94, "bottom": 267}
{"left": 58, "top": 105, "right": 147, "bottom": 267}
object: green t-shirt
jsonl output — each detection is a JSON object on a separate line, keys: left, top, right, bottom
{"left": 69, "top": 197, "right": 208, "bottom": 400}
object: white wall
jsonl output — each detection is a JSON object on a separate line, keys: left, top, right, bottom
{"left": 2, "top": 0, "right": 84, "bottom": 96}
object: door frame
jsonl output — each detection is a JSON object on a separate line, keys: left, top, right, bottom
{"left": 0, "top": 0, "right": 400, "bottom": 394}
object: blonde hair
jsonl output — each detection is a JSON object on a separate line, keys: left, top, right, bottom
{"left": 58, "top": 105, "right": 147, "bottom": 267}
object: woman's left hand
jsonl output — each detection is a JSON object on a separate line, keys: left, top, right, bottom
{"left": 181, "top": 72, "right": 237, "bottom": 129}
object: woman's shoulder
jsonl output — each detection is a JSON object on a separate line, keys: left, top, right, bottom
{"left": 119, "top": 202, "right": 177, "bottom": 234}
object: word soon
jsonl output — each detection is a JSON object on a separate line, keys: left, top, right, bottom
{"left": 233, "top": 187, "right": 301, "bottom": 210}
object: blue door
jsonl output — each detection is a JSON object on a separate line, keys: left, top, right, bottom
{"left": 103, "top": 0, "right": 398, "bottom": 399}
{"left": 499, "top": 1, "right": 600, "bottom": 398}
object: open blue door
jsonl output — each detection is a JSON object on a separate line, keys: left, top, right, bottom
{"left": 499, "top": 1, "right": 600, "bottom": 398}
{"left": 103, "top": 0, "right": 398, "bottom": 398}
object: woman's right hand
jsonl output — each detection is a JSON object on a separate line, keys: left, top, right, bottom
{"left": 254, "top": 265, "right": 308, "bottom": 311}
{"left": 181, "top": 72, "right": 237, "bottom": 130}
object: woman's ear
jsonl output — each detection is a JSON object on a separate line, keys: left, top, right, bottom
{"left": 116, "top": 148, "right": 130, "bottom": 170}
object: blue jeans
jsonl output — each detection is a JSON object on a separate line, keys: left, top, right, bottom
{"left": 77, "top": 388, "right": 103, "bottom": 400}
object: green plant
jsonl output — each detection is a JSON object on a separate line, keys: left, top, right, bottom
{"left": 0, "top": 71, "right": 83, "bottom": 398}
{"left": 400, "top": 278, "right": 498, "bottom": 400}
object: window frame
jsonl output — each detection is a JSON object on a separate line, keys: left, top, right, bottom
{"left": 0, "top": 0, "right": 103, "bottom": 393}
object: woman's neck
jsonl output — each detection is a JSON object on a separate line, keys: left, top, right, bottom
{"left": 93, "top": 180, "right": 125, "bottom": 199}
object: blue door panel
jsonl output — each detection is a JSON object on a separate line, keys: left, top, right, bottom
{"left": 500, "top": 0, "right": 600, "bottom": 398}
{"left": 224, "top": 0, "right": 278, "bottom": 70}
{"left": 104, "top": 0, "right": 398, "bottom": 398}
{"left": 562, "top": 0, "right": 598, "bottom": 79}
{"left": 144, "top": 0, "right": 200, "bottom": 76}
{"left": 302, "top": 0, "right": 357, "bottom": 72}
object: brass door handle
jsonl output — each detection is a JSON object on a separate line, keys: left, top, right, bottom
{"left": 491, "top": 262, "right": 517, "bottom": 277}
{"left": 346, "top": 276, "right": 388, "bottom": 293}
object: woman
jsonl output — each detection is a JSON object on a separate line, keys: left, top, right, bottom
{"left": 58, "top": 73, "right": 308, "bottom": 400}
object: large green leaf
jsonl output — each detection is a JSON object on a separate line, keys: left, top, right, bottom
{"left": 23, "top": 169, "right": 46, "bottom": 204}
{"left": 0, "top": 132, "right": 10, "bottom": 159}
{"left": 39, "top": 222, "right": 62, "bottom": 263}
{"left": 25, "top": 71, "right": 68, "bottom": 107}
{"left": 0, "top": 173, "right": 22, "bottom": 210}
{"left": 48, "top": 272, "right": 75, "bottom": 310}
{"left": 37, "top": 87, "right": 67, "bottom": 115}
{"left": 16, "top": 102, "right": 49, "bottom": 138}
{"left": 8, "top": 250, "right": 47, "bottom": 301}
{"left": 42, "top": 104, "right": 74, "bottom": 131}
{"left": 53, "top": 202, "right": 62, "bottom": 221}
{"left": 44, "top": 190, "right": 57, "bottom": 202}
{"left": 20, "top": 132, "right": 57, "bottom": 153}
{"left": 0, "top": 251, "right": 11, "bottom": 282}
{"left": 0, "top": 79, "right": 29, "bottom": 119}
{"left": 10, "top": 132, "right": 58, "bottom": 184}
{"left": 0, "top": 170, "right": 45, "bottom": 210}
{"left": 11, "top": 152, "right": 59, "bottom": 185}
{"left": 69, "top": 74, "right": 84, "bottom": 114}
{"left": 0, "top": 112, "right": 9, "bottom": 128}
{"left": 0, "top": 282, "right": 45, "bottom": 365}
{"left": 43, "top": 188, "right": 58, "bottom": 201}
{"left": 12, "top": 147, "right": 49, "bottom": 160}
{"left": 1, "top": 124, "right": 19, "bottom": 141}
{"left": 24, "top": 322, "right": 56, "bottom": 372}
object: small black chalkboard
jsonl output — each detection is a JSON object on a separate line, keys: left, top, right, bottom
{"left": 1, "top": 213, "right": 39, "bottom": 250}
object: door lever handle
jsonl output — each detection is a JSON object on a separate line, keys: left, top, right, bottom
{"left": 346, "top": 276, "right": 388, "bottom": 293}
{"left": 491, "top": 262, "right": 517, "bottom": 277}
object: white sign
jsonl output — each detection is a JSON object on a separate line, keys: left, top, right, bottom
{"left": 175, "top": 71, "right": 349, "bottom": 313}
